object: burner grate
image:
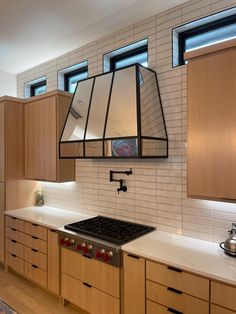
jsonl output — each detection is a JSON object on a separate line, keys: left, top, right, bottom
{"left": 64, "top": 216, "right": 155, "bottom": 245}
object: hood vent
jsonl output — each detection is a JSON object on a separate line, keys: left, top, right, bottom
{"left": 60, "top": 64, "right": 168, "bottom": 158}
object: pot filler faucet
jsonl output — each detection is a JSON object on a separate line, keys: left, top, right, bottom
{"left": 109, "top": 168, "right": 133, "bottom": 194}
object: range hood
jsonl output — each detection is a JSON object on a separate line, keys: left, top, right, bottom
{"left": 59, "top": 64, "right": 168, "bottom": 158}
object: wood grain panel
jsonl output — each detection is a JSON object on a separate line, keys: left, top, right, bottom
{"left": 123, "top": 252, "right": 145, "bottom": 314}
{"left": 24, "top": 261, "right": 47, "bottom": 288}
{"left": 147, "top": 300, "right": 172, "bottom": 314}
{"left": 24, "top": 222, "right": 47, "bottom": 241}
{"left": 23, "top": 233, "right": 47, "bottom": 254}
{"left": 6, "top": 227, "right": 24, "bottom": 244}
{"left": 6, "top": 252, "right": 24, "bottom": 275}
{"left": 61, "top": 248, "right": 120, "bottom": 298}
{"left": 5, "top": 216, "right": 24, "bottom": 232}
{"left": 187, "top": 46, "right": 236, "bottom": 201}
{"left": 211, "top": 304, "right": 236, "bottom": 314}
{"left": 24, "top": 96, "right": 57, "bottom": 181}
{"left": 5, "top": 238, "right": 24, "bottom": 259}
{"left": 146, "top": 260, "right": 209, "bottom": 300}
{"left": 61, "top": 273, "right": 119, "bottom": 314}
{"left": 211, "top": 281, "right": 236, "bottom": 312}
{"left": 0, "top": 183, "right": 4, "bottom": 263}
{"left": 47, "top": 229, "right": 59, "bottom": 295}
{"left": 24, "top": 246, "right": 47, "bottom": 270}
{"left": 0, "top": 103, "right": 4, "bottom": 182}
{"left": 146, "top": 280, "right": 209, "bottom": 314}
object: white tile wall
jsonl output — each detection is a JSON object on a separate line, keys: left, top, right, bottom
{"left": 17, "top": 0, "right": 236, "bottom": 243}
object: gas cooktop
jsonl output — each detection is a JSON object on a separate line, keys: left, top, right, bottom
{"left": 64, "top": 215, "right": 155, "bottom": 245}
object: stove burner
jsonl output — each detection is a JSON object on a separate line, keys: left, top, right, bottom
{"left": 64, "top": 216, "right": 155, "bottom": 245}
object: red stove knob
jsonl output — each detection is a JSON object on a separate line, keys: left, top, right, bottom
{"left": 96, "top": 250, "right": 101, "bottom": 258}
{"left": 83, "top": 246, "right": 89, "bottom": 253}
{"left": 103, "top": 251, "right": 113, "bottom": 261}
{"left": 76, "top": 244, "right": 82, "bottom": 251}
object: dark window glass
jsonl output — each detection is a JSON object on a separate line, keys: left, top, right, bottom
{"left": 64, "top": 67, "right": 88, "bottom": 93}
{"left": 30, "top": 80, "right": 46, "bottom": 97}
{"left": 178, "top": 14, "right": 236, "bottom": 65}
{"left": 110, "top": 46, "right": 148, "bottom": 71}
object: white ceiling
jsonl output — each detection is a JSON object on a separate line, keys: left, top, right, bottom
{"left": 0, "top": 0, "right": 189, "bottom": 74}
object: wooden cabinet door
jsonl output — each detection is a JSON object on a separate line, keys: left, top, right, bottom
{"left": 24, "top": 96, "right": 57, "bottom": 181}
{"left": 187, "top": 47, "right": 236, "bottom": 201}
{"left": 0, "top": 103, "right": 4, "bottom": 182}
{"left": 123, "top": 252, "right": 145, "bottom": 314}
{"left": 48, "top": 229, "right": 59, "bottom": 295}
{"left": 0, "top": 183, "right": 4, "bottom": 263}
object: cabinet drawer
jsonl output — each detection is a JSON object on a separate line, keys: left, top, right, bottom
{"left": 146, "top": 280, "right": 209, "bottom": 314}
{"left": 211, "top": 304, "right": 236, "bottom": 314}
{"left": 6, "top": 252, "right": 24, "bottom": 275}
{"left": 146, "top": 261, "right": 209, "bottom": 301}
{"left": 23, "top": 233, "right": 47, "bottom": 254}
{"left": 24, "top": 222, "right": 47, "bottom": 241}
{"left": 24, "top": 261, "right": 47, "bottom": 288}
{"left": 147, "top": 300, "right": 176, "bottom": 314}
{"left": 61, "top": 248, "right": 119, "bottom": 298}
{"left": 5, "top": 238, "right": 24, "bottom": 259}
{"left": 211, "top": 281, "right": 236, "bottom": 312}
{"left": 6, "top": 227, "right": 24, "bottom": 244}
{"left": 5, "top": 216, "right": 24, "bottom": 232}
{"left": 61, "top": 273, "right": 119, "bottom": 314}
{"left": 24, "top": 246, "right": 47, "bottom": 270}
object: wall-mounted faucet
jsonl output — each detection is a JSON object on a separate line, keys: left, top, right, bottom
{"left": 109, "top": 168, "right": 133, "bottom": 194}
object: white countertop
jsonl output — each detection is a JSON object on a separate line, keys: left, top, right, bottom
{"left": 4, "top": 206, "right": 91, "bottom": 229}
{"left": 122, "top": 230, "right": 236, "bottom": 286}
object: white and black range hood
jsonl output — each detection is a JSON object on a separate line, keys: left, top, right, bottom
{"left": 59, "top": 64, "right": 168, "bottom": 158}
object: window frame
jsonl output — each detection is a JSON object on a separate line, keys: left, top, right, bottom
{"left": 30, "top": 80, "right": 47, "bottom": 97}
{"left": 109, "top": 45, "right": 148, "bottom": 71}
{"left": 64, "top": 66, "right": 88, "bottom": 93}
{"left": 177, "top": 13, "right": 236, "bottom": 66}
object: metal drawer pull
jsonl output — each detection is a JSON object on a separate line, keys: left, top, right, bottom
{"left": 127, "top": 254, "right": 140, "bottom": 259}
{"left": 11, "top": 254, "right": 16, "bottom": 258}
{"left": 83, "top": 282, "right": 92, "bottom": 288}
{"left": 32, "top": 236, "right": 38, "bottom": 240}
{"left": 167, "top": 308, "right": 183, "bottom": 314}
{"left": 11, "top": 240, "right": 17, "bottom": 243}
{"left": 49, "top": 229, "right": 56, "bottom": 233}
{"left": 32, "top": 264, "right": 38, "bottom": 269}
{"left": 167, "top": 266, "right": 182, "bottom": 273}
{"left": 11, "top": 228, "right": 17, "bottom": 231}
{"left": 32, "top": 223, "right": 38, "bottom": 227}
{"left": 32, "top": 248, "right": 38, "bottom": 252}
{"left": 167, "top": 287, "right": 182, "bottom": 295}
{"left": 12, "top": 217, "right": 17, "bottom": 220}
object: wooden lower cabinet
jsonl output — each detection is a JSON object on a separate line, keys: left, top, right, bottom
{"left": 123, "top": 252, "right": 145, "bottom": 314}
{"left": 211, "top": 304, "right": 236, "bottom": 314}
{"left": 0, "top": 183, "right": 5, "bottom": 263}
{"left": 147, "top": 300, "right": 174, "bottom": 314}
{"left": 211, "top": 281, "right": 236, "bottom": 313}
{"left": 61, "top": 248, "right": 120, "bottom": 314}
{"left": 5, "top": 216, "right": 60, "bottom": 295}
{"left": 61, "top": 273, "right": 119, "bottom": 314}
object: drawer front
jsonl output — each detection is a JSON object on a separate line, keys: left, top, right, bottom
{"left": 61, "top": 248, "right": 120, "bottom": 298}
{"left": 146, "top": 280, "right": 209, "bottom": 314}
{"left": 24, "top": 246, "right": 47, "bottom": 270}
{"left": 6, "top": 227, "right": 24, "bottom": 244}
{"left": 24, "top": 261, "right": 47, "bottom": 288}
{"left": 61, "top": 273, "right": 119, "bottom": 314}
{"left": 5, "top": 238, "right": 24, "bottom": 259}
{"left": 211, "top": 304, "right": 236, "bottom": 314}
{"left": 211, "top": 281, "right": 236, "bottom": 312}
{"left": 147, "top": 300, "right": 174, "bottom": 314}
{"left": 146, "top": 261, "right": 209, "bottom": 301}
{"left": 23, "top": 233, "right": 47, "bottom": 254}
{"left": 24, "top": 222, "right": 47, "bottom": 241}
{"left": 6, "top": 252, "right": 24, "bottom": 275}
{"left": 5, "top": 216, "right": 24, "bottom": 232}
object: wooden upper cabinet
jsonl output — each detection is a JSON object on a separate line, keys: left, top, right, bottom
{"left": 0, "top": 104, "right": 4, "bottom": 182}
{"left": 185, "top": 41, "right": 236, "bottom": 201}
{"left": 24, "top": 91, "right": 75, "bottom": 182}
